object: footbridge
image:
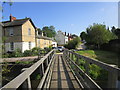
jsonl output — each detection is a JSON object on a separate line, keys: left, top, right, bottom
{"left": 1, "top": 49, "right": 120, "bottom": 89}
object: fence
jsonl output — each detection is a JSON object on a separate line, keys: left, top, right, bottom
{"left": 63, "top": 49, "right": 120, "bottom": 89}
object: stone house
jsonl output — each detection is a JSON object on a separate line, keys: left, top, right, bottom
{"left": 2, "top": 15, "right": 54, "bottom": 52}
{"left": 55, "top": 30, "right": 68, "bottom": 46}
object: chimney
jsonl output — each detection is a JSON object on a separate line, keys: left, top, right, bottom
{"left": 65, "top": 32, "right": 66, "bottom": 36}
{"left": 68, "top": 33, "right": 69, "bottom": 37}
{"left": 10, "top": 14, "right": 16, "bottom": 22}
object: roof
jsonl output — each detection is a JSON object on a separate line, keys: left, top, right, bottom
{"left": 36, "top": 35, "right": 52, "bottom": 40}
{"left": 2, "top": 18, "right": 36, "bottom": 29}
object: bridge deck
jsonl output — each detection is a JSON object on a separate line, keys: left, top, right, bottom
{"left": 50, "top": 53, "right": 81, "bottom": 88}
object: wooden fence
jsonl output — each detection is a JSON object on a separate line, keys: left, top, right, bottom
{"left": 1, "top": 50, "right": 55, "bottom": 89}
{"left": 63, "top": 49, "right": 120, "bottom": 89}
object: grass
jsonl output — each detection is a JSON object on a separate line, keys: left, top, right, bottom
{"left": 76, "top": 50, "right": 119, "bottom": 67}
{"left": 75, "top": 50, "right": 119, "bottom": 88}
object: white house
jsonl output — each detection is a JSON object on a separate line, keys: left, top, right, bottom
{"left": 52, "top": 40, "right": 57, "bottom": 47}
{"left": 55, "top": 30, "right": 68, "bottom": 46}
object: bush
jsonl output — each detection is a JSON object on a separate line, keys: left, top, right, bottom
{"left": 14, "top": 48, "right": 23, "bottom": 57}
{"left": 44, "top": 46, "right": 52, "bottom": 53}
{"left": 32, "top": 47, "right": 42, "bottom": 56}
{"left": 100, "top": 39, "right": 120, "bottom": 53}
{"left": 2, "top": 48, "right": 23, "bottom": 58}
{"left": 64, "top": 37, "right": 80, "bottom": 49}
{"left": 23, "top": 50, "right": 32, "bottom": 57}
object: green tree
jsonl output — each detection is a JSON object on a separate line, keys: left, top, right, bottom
{"left": 37, "top": 28, "right": 42, "bottom": 35}
{"left": 84, "top": 23, "right": 117, "bottom": 49}
{"left": 111, "top": 27, "right": 120, "bottom": 39}
{"left": 42, "top": 26, "right": 56, "bottom": 38}
{"left": 64, "top": 37, "right": 80, "bottom": 49}
{"left": 80, "top": 32, "right": 87, "bottom": 41}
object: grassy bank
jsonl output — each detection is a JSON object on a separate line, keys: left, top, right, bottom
{"left": 76, "top": 50, "right": 119, "bottom": 67}
{"left": 75, "top": 50, "right": 119, "bottom": 88}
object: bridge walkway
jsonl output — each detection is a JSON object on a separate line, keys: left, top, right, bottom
{"left": 50, "top": 53, "right": 81, "bottom": 88}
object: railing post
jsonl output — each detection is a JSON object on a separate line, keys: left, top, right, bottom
{"left": 85, "top": 60, "right": 90, "bottom": 75}
{"left": 21, "top": 68, "right": 31, "bottom": 89}
{"left": 27, "top": 76, "right": 32, "bottom": 89}
{"left": 46, "top": 57, "right": 48, "bottom": 66}
{"left": 72, "top": 53, "right": 73, "bottom": 60}
{"left": 42, "top": 63, "right": 45, "bottom": 74}
{"left": 108, "top": 65, "right": 118, "bottom": 88}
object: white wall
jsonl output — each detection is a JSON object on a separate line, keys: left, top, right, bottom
{"left": 5, "top": 42, "right": 35, "bottom": 53}
{"left": 65, "top": 36, "right": 68, "bottom": 44}
{"left": 22, "top": 42, "right": 35, "bottom": 52}
{"left": 55, "top": 31, "right": 66, "bottom": 45}
{"left": 52, "top": 41, "right": 57, "bottom": 47}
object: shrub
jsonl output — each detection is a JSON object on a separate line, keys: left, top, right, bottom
{"left": 44, "top": 46, "right": 52, "bottom": 53}
{"left": 14, "top": 48, "right": 23, "bottom": 57}
{"left": 3, "top": 48, "right": 23, "bottom": 58}
{"left": 23, "top": 50, "right": 32, "bottom": 57}
{"left": 2, "top": 53, "right": 9, "bottom": 58}
{"left": 32, "top": 47, "right": 42, "bottom": 56}
{"left": 64, "top": 37, "right": 80, "bottom": 49}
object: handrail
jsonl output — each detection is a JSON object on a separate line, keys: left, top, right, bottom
{"left": 69, "top": 50, "right": 120, "bottom": 73}
{"left": 63, "top": 49, "right": 120, "bottom": 88}
{"left": 37, "top": 52, "right": 55, "bottom": 88}
{"left": 1, "top": 50, "right": 55, "bottom": 89}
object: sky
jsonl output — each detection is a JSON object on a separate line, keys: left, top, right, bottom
{"left": 2, "top": 2, "right": 118, "bottom": 35}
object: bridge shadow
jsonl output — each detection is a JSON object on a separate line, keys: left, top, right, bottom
{"left": 61, "top": 55, "right": 75, "bottom": 88}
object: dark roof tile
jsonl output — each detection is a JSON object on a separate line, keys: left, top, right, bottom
{"left": 2, "top": 18, "right": 30, "bottom": 27}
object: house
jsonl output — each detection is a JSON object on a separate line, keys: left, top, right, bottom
{"left": 55, "top": 30, "right": 68, "bottom": 46}
{"left": 2, "top": 15, "right": 36, "bottom": 52}
{"left": 2, "top": 15, "right": 56, "bottom": 52}
{"left": 51, "top": 39, "right": 57, "bottom": 47}
{"left": 36, "top": 32, "right": 53, "bottom": 49}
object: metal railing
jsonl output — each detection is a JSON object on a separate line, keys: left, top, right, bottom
{"left": 63, "top": 49, "right": 120, "bottom": 89}
{"left": 1, "top": 49, "right": 55, "bottom": 89}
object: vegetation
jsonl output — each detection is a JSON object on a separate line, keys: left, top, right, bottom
{"left": 76, "top": 50, "right": 119, "bottom": 66}
{"left": 64, "top": 37, "right": 80, "bottom": 49}
{"left": 15, "top": 61, "right": 34, "bottom": 65}
{"left": 111, "top": 26, "right": 120, "bottom": 39}
{"left": 80, "top": 23, "right": 117, "bottom": 49}
{"left": 42, "top": 26, "right": 56, "bottom": 38}
{"left": 73, "top": 50, "right": 118, "bottom": 87}
{"left": 2, "top": 47, "right": 52, "bottom": 58}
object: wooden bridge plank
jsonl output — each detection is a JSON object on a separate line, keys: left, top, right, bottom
{"left": 50, "top": 53, "right": 81, "bottom": 89}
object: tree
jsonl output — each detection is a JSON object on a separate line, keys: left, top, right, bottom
{"left": 72, "top": 34, "right": 78, "bottom": 38}
{"left": 42, "top": 26, "right": 56, "bottom": 38}
{"left": 37, "top": 28, "right": 42, "bottom": 35}
{"left": 111, "top": 27, "right": 120, "bottom": 39}
{"left": 64, "top": 37, "right": 80, "bottom": 49}
{"left": 84, "top": 23, "right": 117, "bottom": 49}
{"left": 111, "top": 26, "right": 116, "bottom": 33}
{"left": 80, "top": 32, "right": 87, "bottom": 41}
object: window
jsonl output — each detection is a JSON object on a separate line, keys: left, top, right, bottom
{"left": 9, "top": 27, "right": 13, "bottom": 36}
{"left": 28, "top": 28, "right": 31, "bottom": 35}
{"left": 29, "top": 42, "right": 31, "bottom": 49}
{"left": 10, "top": 42, "right": 14, "bottom": 50}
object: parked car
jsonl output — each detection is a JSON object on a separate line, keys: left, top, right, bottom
{"left": 57, "top": 46, "right": 64, "bottom": 52}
